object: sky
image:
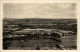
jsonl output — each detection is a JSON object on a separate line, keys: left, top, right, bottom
{"left": 3, "top": 3, "right": 76, "bottom": 19}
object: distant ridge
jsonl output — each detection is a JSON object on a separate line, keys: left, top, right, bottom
{"left": 3, "top": 17, "right": 77, "bottom": 20}
{"left": 3, "top": 18, "right": 77, "bottom": 24}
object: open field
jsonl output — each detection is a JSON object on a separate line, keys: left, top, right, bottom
{"left": 3, "top": 19, "right": 77, "bottom": 50}
{"left": 3, "top": 36, "right": 76, "bottom": 50}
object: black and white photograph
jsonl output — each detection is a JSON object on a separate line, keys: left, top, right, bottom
{"left": 3, "top": 3, "right": 77, "bottom": 50}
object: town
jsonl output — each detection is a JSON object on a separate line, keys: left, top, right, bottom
{"left": 3, "top": 18, "right": 77, "bottom": 50}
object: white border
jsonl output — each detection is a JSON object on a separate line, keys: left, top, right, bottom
{"left": 0, "top": 0, "right": 80, "bottom": 52}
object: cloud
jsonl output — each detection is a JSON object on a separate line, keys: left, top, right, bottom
{"left": 3, "top": 3, "right": 76, "bottom": 19}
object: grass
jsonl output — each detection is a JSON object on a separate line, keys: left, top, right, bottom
{"left": 61, "top": 35, "right": 77, "bottom": 47}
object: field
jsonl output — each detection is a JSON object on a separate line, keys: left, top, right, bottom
{"left": 3, "top": 18, "right": 77, "bottom": 50}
